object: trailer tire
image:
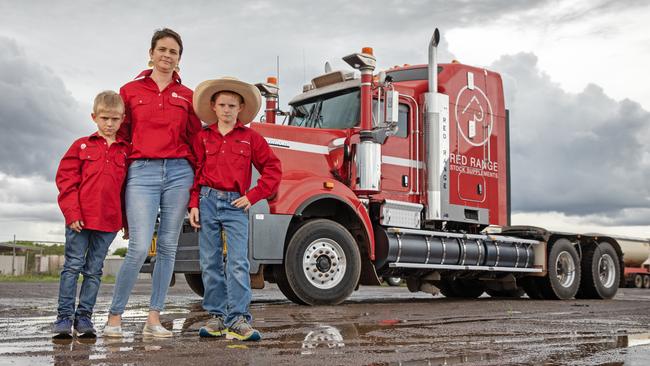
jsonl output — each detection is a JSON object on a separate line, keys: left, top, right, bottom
{"left": 485, "top": 288, "right": 525, "bottom": 298}
{"left": 539, "top": 238, "right": 581, "bottom": 300}
{"left": 184, "top": 273, "right": 204, "bottom": 297}
{"left": 634, "top": 274, "right": 643, "bottom": 288}
{"left": 644, "top": 275, "right": 650, "bottom": 289}
{"left": 576, "top": 242, "right": 620, "bottom": 299}
{"left": 273, "top": 264, "right": 307, "bottom": 305}
{"left": 520, "top": 277, "right": 545, "bottom": 299}
{"left": 284, "top": 219, "right": 361, "bottom": 305}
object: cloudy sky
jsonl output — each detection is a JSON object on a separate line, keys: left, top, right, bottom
{"left": 0, "top": 0, "right": 648, "bottom": 248}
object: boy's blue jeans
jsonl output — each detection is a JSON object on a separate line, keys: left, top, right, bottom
{"left": 109, "top": 158, "right": 193, "bottom": 315}
{"left": 199, "top": 186, "right": 252, "bottom": 327}
{"left": 57, "top": 227, "right": 116, "bottom": 319}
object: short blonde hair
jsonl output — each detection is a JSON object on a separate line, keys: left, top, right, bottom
{"left": 93, "top": 90, "right": 124, "bottom": 114}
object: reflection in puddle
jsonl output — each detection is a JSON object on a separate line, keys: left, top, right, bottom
{"left": 301, "top": 325, "right": 345, "bottom": 354}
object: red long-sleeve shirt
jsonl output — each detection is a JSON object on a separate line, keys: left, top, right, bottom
{"left": 56, "top": 133, "right": 130, "bottom": 232}
{"left": 189, "top": 121, "right": 282, "bottom": 208}
{"left": 118, "top": 70, "right": 202, "bottom": 165}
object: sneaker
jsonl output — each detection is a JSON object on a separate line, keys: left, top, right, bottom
{"left": 226, "top": 318, "right": 261, "bottom": 341}
{"left": 142, "top": 323, "right": 173, "bottom": 338}
{"left": 199, "top": 315, "right": 226, "bottom": 337}
{"left": 74, "top": 316, "right": 96, "bottom": 338}
{"left": 103, "top": 323, "right": 123, "bottom": 338}
{"left": 52, "top": 317, "right": 73, "bottom": 339}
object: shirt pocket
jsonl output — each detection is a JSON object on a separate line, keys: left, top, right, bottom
{"left": 230, "top": 142, "right": 251, "bottom": 169}
{"left": 204, "top": 140, "right": 220, "bottom": 169}
{"left": 113, "top": 151, "right": 127, "bottom": 167}
{"left": 130, "top": 95, "right": 152, "bottom": 122}
{"left": 168, "top": 95, "right": 190, "bottom": 126}
{"left": 113, "top": 151, "right": 128, "bottom": 182}
{"left": 79, "top": 146, "right": 101, "bottom": 178}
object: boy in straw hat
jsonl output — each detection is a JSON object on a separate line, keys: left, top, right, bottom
{"left": 189, "top": 77, "right": 281, "bottom": 341}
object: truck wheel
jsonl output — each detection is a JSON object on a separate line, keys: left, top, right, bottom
{"left": 284, "top": 219, "right": 361, "bottom": 305}
{"left": 633, "top": 274, "right": 643, "bottom": 288}
{"left": 184, "top": 273, "right": 204, "bottom": 297}
{"left": 485, "top": 288, "right": 525, "bottom": 298}
{"left": 576, "top": 242, "right": 620, "bottom": 299}
{"left": 273, "top": 264, "right": 306, "bottom": 305}
{"left": 538, "top": 238, "right": 581, "bottom": 300}
{"left": 644, "top": 275, "right": 650, "bottom": 289}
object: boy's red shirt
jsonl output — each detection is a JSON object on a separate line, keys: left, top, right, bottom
{"left": 118, "top": 69, "right": 202, "bottom": 166}
{"left": 189, "top": 121, "right": 282, "bottom": 208}
{"left": 56, "top": 133, "right": 130, "bottom": 232}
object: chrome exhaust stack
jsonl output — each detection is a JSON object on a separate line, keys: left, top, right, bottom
{"left": 424, "top": 28, "right": 450, "bottom": 221}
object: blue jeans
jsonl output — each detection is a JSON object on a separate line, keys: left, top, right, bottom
{"left": 199, "top": 186, "right": 252, "bottom": 327}
{"left": 57, "top": 228, "right": 116, "bottom": 319}
{"left": 109, "top": 158, "right": 193, "bottom": 315}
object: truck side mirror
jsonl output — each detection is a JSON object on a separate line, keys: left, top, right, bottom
{"left": 385, "top": 90, "right": 399, "bottom": 124}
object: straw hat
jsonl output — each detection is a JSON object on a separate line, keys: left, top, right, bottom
{"left": 193, "top": 77, "right": 262, "bottom": 124}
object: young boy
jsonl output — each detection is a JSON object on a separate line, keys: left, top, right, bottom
{"left": 53, "top": 91, "right": 129, "bottom": 338}
{"left": 189, "top": 77, "right": 281, "bottom": 341}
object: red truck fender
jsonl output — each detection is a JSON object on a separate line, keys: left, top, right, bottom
{"left": 270, "top": 175, "right": 376, "bottom": 260}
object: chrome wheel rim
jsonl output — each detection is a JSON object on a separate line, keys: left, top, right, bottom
{"left": 555, "top": 251, "right": 576, "bottom": 288}
{"left": 597, "top": 253, "right": 616, "bottom": 288}
{"left": 302, "top": 238, "right": 346, "bottom": 289}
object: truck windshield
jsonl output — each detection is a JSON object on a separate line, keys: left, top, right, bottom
{"left": 289, "top": 89, "right": 360, "bottom": 129}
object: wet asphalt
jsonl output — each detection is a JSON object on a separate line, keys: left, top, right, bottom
{"left": 1, "top": 277, "right": 649, "bottom": 365}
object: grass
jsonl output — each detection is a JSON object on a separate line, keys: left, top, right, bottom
{"left": 0, "top": 274, "right": 117, "bottom": 283}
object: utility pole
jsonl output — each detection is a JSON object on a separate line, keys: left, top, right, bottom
{"left": 12, "top": 234, "right": 16, "bottom": 276}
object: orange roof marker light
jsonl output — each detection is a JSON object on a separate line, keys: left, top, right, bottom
{"left": 362, "top": 47, "right": 374, "bottom": 56}
{"left": 267, "top": 76, "right": 278, "bottom": 85}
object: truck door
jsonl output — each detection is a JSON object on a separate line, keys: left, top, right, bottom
{"left": 375, "top": 98, "right": 413, "bottom": 196}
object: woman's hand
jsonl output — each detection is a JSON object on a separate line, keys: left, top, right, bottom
{"left": 69, "top": 220, "right": 84, "bottom": 233}
{"left": 231, "top": 196, "right": 251, "bottom": 211}
{"left": 189, "top": 207, "right": 201, "bottom": 228}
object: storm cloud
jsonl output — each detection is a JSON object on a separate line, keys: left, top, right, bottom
{"left": 0, "top": 37, "right": 87, "bottom": 180}
{"left": 493, "top": 53, "right": 650, "bottom": 225}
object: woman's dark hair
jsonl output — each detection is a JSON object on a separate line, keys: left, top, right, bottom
{"left": 151, "top": 28, "right": 183, "bottom": 56}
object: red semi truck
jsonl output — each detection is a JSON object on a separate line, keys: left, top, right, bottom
{"left": 144, "top": 29, "right": 629, "bottom": 304}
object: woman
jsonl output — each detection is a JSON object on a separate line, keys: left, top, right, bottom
{"left": 104, "top": 28, "right": 201, "bottom": 337}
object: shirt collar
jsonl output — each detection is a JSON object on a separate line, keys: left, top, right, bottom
{"left": 135, "top": 69, "right": 182, "bottom": 83}
{"left": 89, "top": 132, "right": 127, "bottom": 145}
{"left": 207, "top": 120, "right": 246, "bottom": 135}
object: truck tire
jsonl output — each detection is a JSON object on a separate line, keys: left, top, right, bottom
{"left": 634, "top": 274, "right": 644, "bottom": 288}
{"left": 284, "top": 219, "right": 361, "bottom": 305}
{"left": 576, "top": 242, "right": 620, "bottom": 299}
{"left": 644, "top": 275, "right": 650, "bottom": 289}
{"left": 538, "top": 238, "right": 581, "bottom": 300}
{"left": 273, "top": 264, "right": 307, "bottom": 305}
{"left": 485, "top": 288, "right": 525, "bottom": 298}
{"left": 184, "top": 273, "right": 204, "bottom": 297}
